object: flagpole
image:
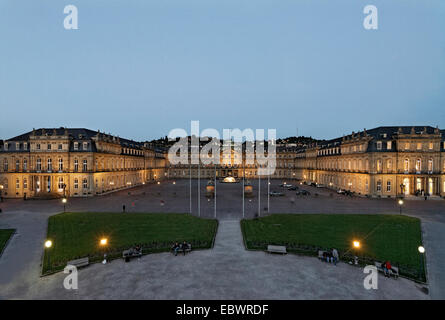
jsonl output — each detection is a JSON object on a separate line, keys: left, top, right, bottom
{"left": 243, "top": 156, "right": 245, "bottom": 219}
{"left": 214, "top": 164, "right": 217, "bottom": 219}
{"left": 258, "top": 169, "right": 261, "bottom": 217}
{"left": 189, "top": 163, "right": 192, "bottom": 214}
{"left": 198, "top": 161, "right": 200, "bottom": 217}
{"left": 267, "top": 166, "right": 270, "bottom": 213}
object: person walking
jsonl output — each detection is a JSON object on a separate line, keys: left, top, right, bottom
{"left": 332, "top": 248, "right": 339, "bottom": 265}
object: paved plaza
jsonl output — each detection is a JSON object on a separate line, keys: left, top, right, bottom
{"left": 0, "top": 179, "right": 444, "bottom": 299}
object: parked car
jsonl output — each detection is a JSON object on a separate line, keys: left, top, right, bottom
{"left": 316, "top": 184, "right": 325, "bottom": 188}
{"left": 337, "top": 189, "right": 345, "bottom": 194}
{"left": 297, "top": 190, "right": 310, "bottom": 196}
{"left": 287, "top": 186, "right": 298, "bottom": 191}
{"left": 269, "top": 191, "right": 284, "bottom": 196}
{"left": 280, "top": 183, "right": 292, "bottom": 188}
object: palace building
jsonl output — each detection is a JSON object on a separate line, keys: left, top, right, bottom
{"left": 295, "top": 126, "right": 445, "bottom": 198}
{"left": 1, "top": 126, "right": 444, "bottom": 199}
{"left": 0, "top": 128, "right": 166, "bottom": 199}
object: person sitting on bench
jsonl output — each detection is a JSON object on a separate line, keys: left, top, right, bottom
{"left": 172, "top": 242, "right": 180, "bottom": 256}
{"left": 181, "top": 241, "right": 189, "bottom": 256}
{"left": 382, "top": 261, "right": 392, "bottom": 277}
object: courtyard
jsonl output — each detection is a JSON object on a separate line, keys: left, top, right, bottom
{"left": 0, "top": 179, "right": 444, "bottom": 299}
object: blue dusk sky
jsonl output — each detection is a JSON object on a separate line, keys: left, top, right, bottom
{"left": 0, "top": 0, "right": 444, "bottom": 141}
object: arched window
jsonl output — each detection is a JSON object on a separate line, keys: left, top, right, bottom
{"left": 404, "top": 159, "right": 409, "bottom": 173}
{"left": 376, "top": 159, "right": 382, "bottom": 172}
{"left": 416, "top": 159, "right": 421, "bottom": 173}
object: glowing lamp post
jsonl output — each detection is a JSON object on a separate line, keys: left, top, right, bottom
{"left": 62, "top": 197, "right": 67, "bottom": 212}
{"left": 100, "top": 238, "right": 108, "bottom": 264}
{"left": 418, "top": 246, "right": 425, "bottom": 280}
{"left": 398, "top": 199, "right": 404, "bottom": 215}
{"left": 353, "top": 240, "right": 360, "bottom": 265}
{"left": 44, "top": 240, "right": 53, "bottom": 269}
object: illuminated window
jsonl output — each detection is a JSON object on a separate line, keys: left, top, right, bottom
{"left": 417, "top": 143, "right": 422, "bottom": 150}
{"left": 387, "top": 141, "right": 392, "bottom": 149}
{"left": 83, "top": 178, "right": 88, "bottom": 189}
{"left": 23, "top": 179, "right": 27, "bottom": 189}
{"left": 376, "top": 160, "right": 382, "bottom": 172}
{"left": 16, "top": 178, "right": 20, "bottom": 189}
{"left": 386, "top": 180, "right": 391, "bottom": 192}
{"left": 387, "top": 159, "right": 392, "bottom": 170}
{"left": 74, "top": 179, "right": 78, "bottom": 189}
{"left": 405, "top": 143, "right": 410, "bottom": 150}
{"left": 428, "top": 159, "right": 433, "bottom": 172}
{"left": 429, "top": 142, "right": 433, "bottom": 150}
{"left": 404, "top": 159, "right": 409, "bottom": 173}
{"left": 416, "top": 159, "right": 421, "bottom": 173}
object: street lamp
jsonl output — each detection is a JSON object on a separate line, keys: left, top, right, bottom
{"left": 353, "top": 240, "right": 360, "bottom": 249}
{"left": 398, "top": 199, "right": 404, "bottom": 215}
{"left": 44, "top": 240, "right": 53, "bottom": 269}
{"left": 100, "top": 238, "right": 108, "bottom": 264}
{"left": 62, "top": 197, "right": 67, "bottom": 212}
{"left": 418, "top": 246, "right": 425, "bottom": 280}
{"left": 352, "top": 240, "right": 360, "bottom": 265}
{"left": 100, "top": 238, "right": 108, "bottom": 246}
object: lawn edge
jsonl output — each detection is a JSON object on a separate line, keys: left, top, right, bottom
{"left": 0, "top": 229, "right": 16, "bottom": 259}
{"left": 40, "top": 212, "right": 219, "bottom": 276}
{"left": 240, "top": 214, "right": 427, "bottom": 284}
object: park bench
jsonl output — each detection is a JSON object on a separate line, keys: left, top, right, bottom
{"left": 123, "top": 248, "right": 142, "bottom": 262}
{"left": 318, "top": 250, "right": 327, "bottom": 260}
{"left": 374, "top": 261, "right": 399, "bottom": 279}
{"left": 67, "top": 257, "right": 89, "bottom": 268}
{"left": 172, "top": 243, "right": 192, "bottom": 255}
{"left": 267, "top": 245, "right": 287, "bottom": 254}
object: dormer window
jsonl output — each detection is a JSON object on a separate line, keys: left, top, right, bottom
{"left": 4, "top": 143, "right": 8, "bottom": 151}
{"left": 387, "top": 141, "right": 392, "bottom": 150}
{"left": 24, "top": 143, "right": 28, "bottom": 150}
{"left": 74, "top": 142, "right": 79, "bottom": 150}
{"left": 376, "top": 141, "right": 382, "bottom": 150}
{"left": 16, "top": 142, "right": 20, "bottom": 150}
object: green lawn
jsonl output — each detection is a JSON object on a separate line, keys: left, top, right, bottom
{"left": 241, "top": 214, "right": 425, "bottom": 281}
{"left": 43, "top": 212, "right": 218, "bottom": 274}
{"left": 0, "top": 229, "right": 15, "bottom": 255}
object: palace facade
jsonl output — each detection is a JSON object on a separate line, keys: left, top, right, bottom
{"left": 0, "top": 128, "right": 166, "bottom": 198}
{"left": 1, "top": 126, "right": 444, "bottom": 199}
{"left": 295, "top": 126, "right": 445, "bottom": 198}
